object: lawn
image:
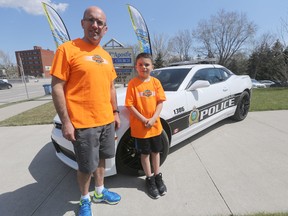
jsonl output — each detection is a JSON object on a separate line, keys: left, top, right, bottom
{"left": 0, "top": 100, "right": 56, "bottom": 126}
{"left": 0, "top": 87, "right": 287, "bottom": 127}
{"left": 250, "top": 88, "right": 288, "bottom": 111}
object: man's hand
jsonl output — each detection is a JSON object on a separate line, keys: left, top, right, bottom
{"left": 62, "top": 121, "right": 76, "bottom": 141}
{"left": 114, "top": 113, "right": 121, "bottom": 130}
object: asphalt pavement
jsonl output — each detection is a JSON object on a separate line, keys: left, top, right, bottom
{"left": 0, "top": 98, "right": 288, "bottom": 216}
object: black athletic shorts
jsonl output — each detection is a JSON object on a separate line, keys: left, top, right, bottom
{"left": 135, "top": 134, "right": 163, "bottom": 155}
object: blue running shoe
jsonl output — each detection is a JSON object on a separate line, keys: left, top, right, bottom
{"left": 93, "top": 188, "right": 121, "bottom": 205}
{"left": 78, "top": 198, "right": 92, "bottom": 216}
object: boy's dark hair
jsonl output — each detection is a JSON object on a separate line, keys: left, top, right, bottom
{"left": 135, "top": 52, "right": 153, "bottom": 63}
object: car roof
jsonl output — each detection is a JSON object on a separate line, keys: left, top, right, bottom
{"left": 152, "top": 64, "right": 230, "bottom": 91}
{"left": 154, "top": 63, "right": 224, "bottom": 70}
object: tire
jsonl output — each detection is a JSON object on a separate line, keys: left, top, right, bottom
{"left": 116, "top": 129, "right": 169, "bottom": 176}
{"left": 231, "top": 91, "right": 250, "bottom": 121}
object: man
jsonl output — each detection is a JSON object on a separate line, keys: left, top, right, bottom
{"left": 50, "top": 6, "right": 121, "bottom": 216}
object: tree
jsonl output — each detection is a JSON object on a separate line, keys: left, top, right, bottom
{"left": 247, "top": 40, "right": 271, "bottom": 79}
{"left": 279, "top": 15, "right": 288, "bottom": 47}
{"left": 247, "top": 34, "right": 288, "bottom": 82}
{"left": 168, "top": 29, "right": 193, "bottom": 61}
{"left": 193, "top": 9, "right": 257, "bottom": 66}
{"left": 154, "top": 52, "right": 165, "bottom": 68}
{"left": 270, "top": 40, "right": 287, "bottom": 81}
{"left": 227, "top": 52, "right": 248, "bottom": 75}
{"left": 0, "top": 50, "right": 18, "bottom": 78}
{"left": 151, "top": 33, "right": 170, "bottom": 65}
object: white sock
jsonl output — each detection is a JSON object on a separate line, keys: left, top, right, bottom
{"left": 80, "top": 193, "right": 90, "bottom": 201}
{"left": 95, "top": 185, "right": 104, "bottom": 195}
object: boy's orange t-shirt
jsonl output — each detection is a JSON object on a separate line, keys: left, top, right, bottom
{"left": 125, "top": 76, "right": 166, "bottom": 138}
{"left": 50, "top": 38, "right": 117, "bottom": 128}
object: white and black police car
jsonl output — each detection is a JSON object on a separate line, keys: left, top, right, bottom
{"left": 51, "top": 63, "right": 252, "bottom": 176}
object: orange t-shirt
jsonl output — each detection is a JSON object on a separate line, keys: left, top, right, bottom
{"left": 125, "top": 76, "right": 166, "bottom": 138}
{"left": 50, "top": 38, "right": 117, "bottom": 128}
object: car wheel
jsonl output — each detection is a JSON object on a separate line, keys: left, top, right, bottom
{"left": 231, "top": 91, "right": 250, "bottom": 121}
{"left": 116, "top": 129, "right": 169, "bottom": 176}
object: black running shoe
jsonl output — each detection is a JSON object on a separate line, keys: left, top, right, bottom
{"left": 155, "top": 173, "right": 167, "bottom": 196}
{"left": 146, "top": 176, "right": 160, "bottom": 199}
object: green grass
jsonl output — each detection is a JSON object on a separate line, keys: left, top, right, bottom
{"left": 0, "top": 96, "right": 45, "bottom": 109}
{"left": 250, "top": 88, "right": 288, "bottom": 111}
{"left": 0, "top": 88, "right": 287, "bottom": 127}
{"left": 0, "top": 101, "right": 56, "bottom": 126}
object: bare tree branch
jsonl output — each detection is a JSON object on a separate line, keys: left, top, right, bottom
{"left": 193, "top": 9, "right": 257, "bottom": 66}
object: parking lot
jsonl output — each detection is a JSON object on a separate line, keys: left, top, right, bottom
{"left": 0, "top": 78, "right": 51, "bottom": 104}
{"left": 0, "top": 108, "right": 288, "bottom": 216}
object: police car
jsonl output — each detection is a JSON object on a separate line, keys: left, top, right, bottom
{"left": 51, "top": 63, "right": 252, "bottom": 176}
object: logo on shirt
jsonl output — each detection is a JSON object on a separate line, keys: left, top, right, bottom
{"left": 85, "top": 54, "right": 109, "bottom": 64}
{"left": 92, "top": 55, "right": 104, "bottom": 63}
{"left": 138, "top": 89, "right": 155, "bottom": 97}
{"left": 143, "top": 89, "right": 152, "bottom": 97}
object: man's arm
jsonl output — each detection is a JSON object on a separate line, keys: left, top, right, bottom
{"left": 51, "top": 76, "right": 76, "bottom": 141}
{"left": 110, "top": 81, "right": 120, "bottom": 129}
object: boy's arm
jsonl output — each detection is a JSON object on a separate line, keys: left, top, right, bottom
{"left": 146, "top": 101, "right": 164, "bottom": 128}
{"left": 127, "top": 106, "right": 148, "bottom": 124}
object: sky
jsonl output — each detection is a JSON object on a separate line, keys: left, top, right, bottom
{"left": 1, "top": 0, "right": 288, "bottom": 63}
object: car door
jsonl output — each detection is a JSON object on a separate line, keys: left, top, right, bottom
{"left": 184, "top": 67, "right": 232, "bottom": 129}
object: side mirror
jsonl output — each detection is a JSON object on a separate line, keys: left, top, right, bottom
{"left": 187, "top": 80, "right": 210, "bottom": 91}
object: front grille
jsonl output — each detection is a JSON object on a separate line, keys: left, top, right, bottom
{"left": 51, "top": 137, "right": 76, "bottom": 161}
{"left": 54, "top": 123, "right": 62, "bottom": 129}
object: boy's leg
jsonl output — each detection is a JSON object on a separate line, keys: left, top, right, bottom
{"left": 141, "top": 153, "right": 160, "bottom": 199}
{"left": 151, "top": 152, "right": 160, "bottom": 175}
{"left": 141, "top": 154, "right": 152, "bottom": 177}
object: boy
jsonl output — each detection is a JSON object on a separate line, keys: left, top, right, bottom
{"left": 125, "top": 52, "right": 167, "bottom": 199}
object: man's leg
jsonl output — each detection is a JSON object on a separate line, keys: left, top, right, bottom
{"left": 77, "top": 170, "right": 92, "bottom": 216}
{"left": 95, "top": 159, "right": 105, "bottom": 187}
{"left": 78, "top": 171, "right": 92, "bottom": 195}
{"left": 92, "top": 159, "right": 121, "bottom": 204}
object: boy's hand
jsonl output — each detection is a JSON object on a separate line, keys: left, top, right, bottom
{"left": 145, "top": 118, "right": 155, "bottom": 128}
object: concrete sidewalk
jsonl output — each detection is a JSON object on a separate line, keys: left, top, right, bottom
{"left": 0, "top": 110, "right": 288, "bottom": 216}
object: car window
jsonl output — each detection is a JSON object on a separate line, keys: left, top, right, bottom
{"left": 191, "top": 69, "right": 209, "bottom": 83}
{"left": 187, "top": 68, "right": 230, "bottom": 88}
{"left": 215, "top": 68, "right": 231, "bottom": 82}
{"left": 151, "top": 68, "right": 190, "bottom": 91}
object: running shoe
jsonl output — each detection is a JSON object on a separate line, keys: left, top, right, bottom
{"left": 78, "top": 198, "right": 92, "bottom": 216}
{"left": 155, "top": 173, "right": 167, "bottom": 196}
{"left": 93, "top": 188, "right": 121, "bottom": 204}
{"left": 146, "top": 176, "right": 160, "bottom": 199}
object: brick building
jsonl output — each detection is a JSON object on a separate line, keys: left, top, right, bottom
{"left": 15, "top": 46, "right": 54, "bottom": 78}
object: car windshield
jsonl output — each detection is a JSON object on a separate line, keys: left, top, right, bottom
{"left": 151, "top": 68, "right": 190, "bottom": 91}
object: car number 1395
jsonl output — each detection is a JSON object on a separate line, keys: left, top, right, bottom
{"left": 173, "top": 106, "right": 185, "bottom": 115}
